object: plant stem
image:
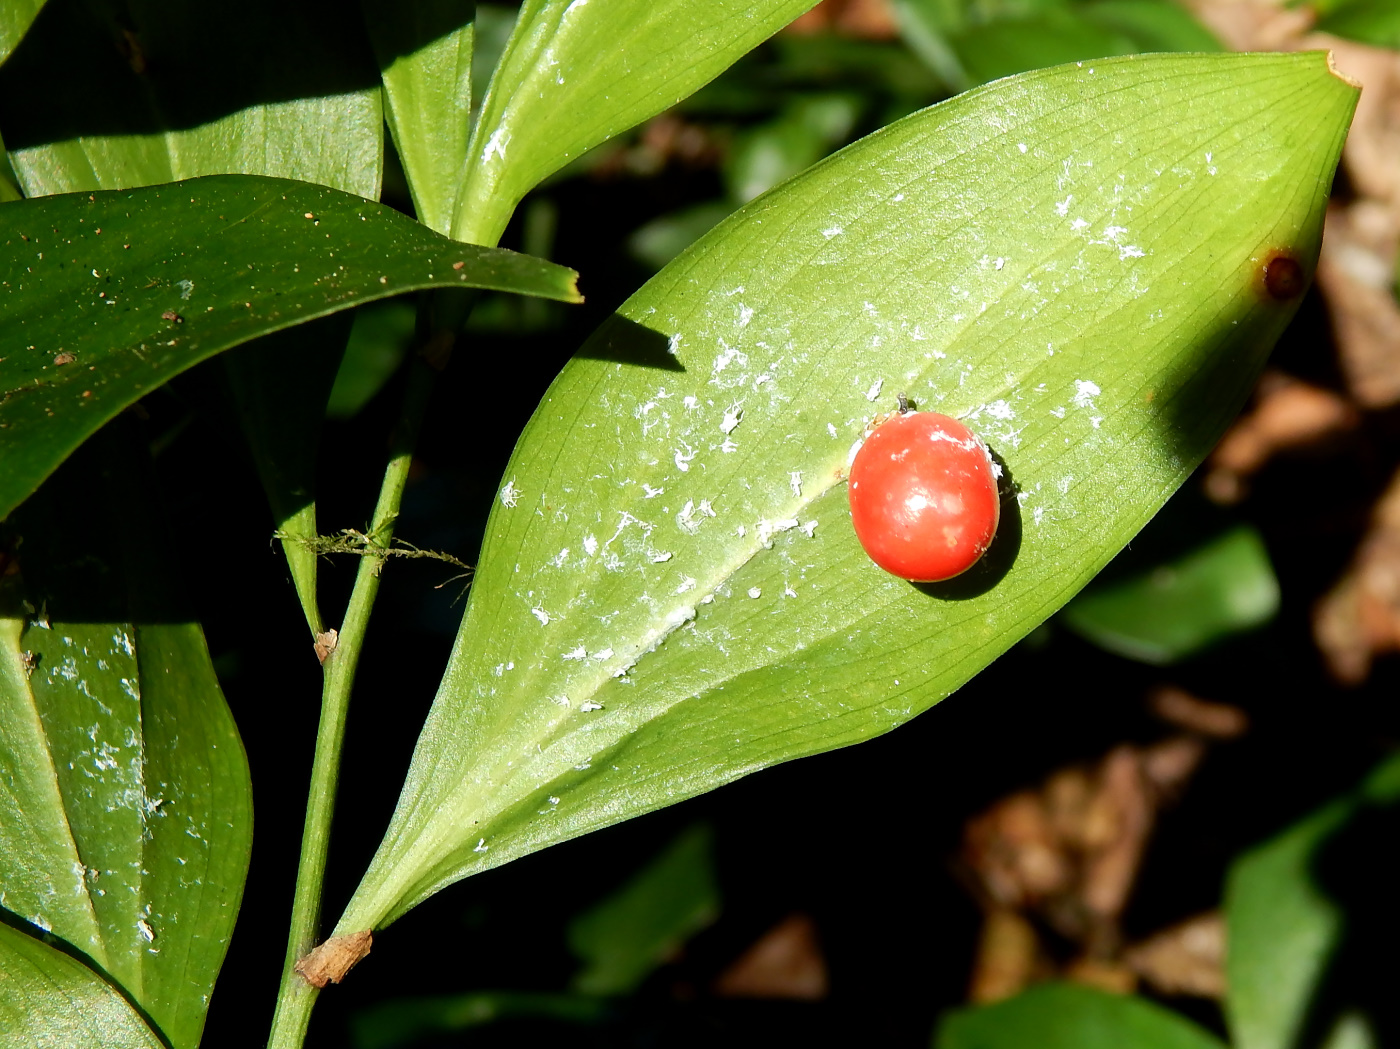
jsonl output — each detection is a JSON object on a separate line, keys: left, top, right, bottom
{"left": 266, "top": 357, "right": 436, "bottom": 1049}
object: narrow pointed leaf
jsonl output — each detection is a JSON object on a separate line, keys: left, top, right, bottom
{"left": 339, "top": 52, "right": 1356, "bottom": 933}
{"left": 0, "top": 923, "right": 166, "bottom": 1049}
{"left": 0, "top": 174, "right": 581, "bottom": 522}
{"left": 452, "top": 0, "right": 819, "bottom": 244}
{"left": 0, "top": 425, "right": 252, "bottom": 1049}
{"left": 362, "top": 0, "right": 476, "bottom": 236}
{"left": 1224, "top": 753, "right": 1400, "bottom": 1049}
{"left": 0, "top": 0, "right": 382, "bottom": 200}
{"left": 0, "top": 0, "right": 44, "bottom": 66}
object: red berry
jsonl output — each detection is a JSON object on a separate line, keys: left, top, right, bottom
{"left": 847, "top": 410, "right": 1000, "bottom": 582}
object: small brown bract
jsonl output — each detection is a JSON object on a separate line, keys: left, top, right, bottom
{"left": 295, "top": 930, "right": 372, "bottom": 988}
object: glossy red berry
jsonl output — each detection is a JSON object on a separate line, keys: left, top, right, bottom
{"left": 848, "top": 410, "right": 1000, "bottom": 582}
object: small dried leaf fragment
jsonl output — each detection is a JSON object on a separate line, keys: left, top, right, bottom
{"left": 1148, "top": 686, "right": 1249, "bottom": 739}
{"left": 712, "top": 913, "right": 828, "bottom": 1001}
{"left": 1124, "top": 912, "right": 1226, "bottom": 999}
{"left": 314, "top": 627, "right": 339, "bottom": 664}
{"left": 294, "top": 929, "right": 372, "bottom": 988}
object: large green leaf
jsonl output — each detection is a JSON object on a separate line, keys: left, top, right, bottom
{"left": 0, "top": 423, "right": 252, "bottom": 1049}
{"left": 0, "top": 0, "right": 382, "bottom": 200}
{"left": 935, "top": 983, "right": 1225, "bottom": 1049}
{"left": 0, "top": 174, "right": 582, "bottom": 522}
{"left": 0, "top": 922, "right": 166, "bottom": 1049}
{"left": 362, "top": 0, "right": 476, "bottom": 236}
{"left": 1224, "top": 753, "right": 1400, "bottom": 1049}
{"left": 1061, "top": 524, "right": 1279, "bottom": 664}
{"left": 0, "top": 0, "right": 43, "bottom": 67}
{"left": 337, "top": 52, "right": 1355, "bottom": 934}
{"left": 452, "top": 0, "right": 819, "bottom": 244}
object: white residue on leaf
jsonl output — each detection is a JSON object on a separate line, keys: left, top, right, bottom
{"left": 789, "top": 471, "right": 802, "bottom": 497}
{"left": 720, "top": 403, "right": 744, "bottom": 434}
{"left": 1072, "top": 379, "right": 1101, "bottom": 409}
{"left": 677, "top": 500, "right": 700, "bottom": 535}
{"left": 500, "top": 478, "right": 521, "bottom": 507}
{"left": 865, "top": 378, "right": 883, "bottom": 402}
{"left": 531, "top": 606, "right": 551, "bottom": 626}
{"left": 482, "top": 128, "right": 510, "bottom": 163}
{"left": 675, "top": 576, "right": 697, "bottom": 594}
{"left": 683, "top": 395, "right": 698, "bottom": 409}
{"left": 549, "top": 548, "right": 570, "bottom": 568}
{"left": 668, "top": 332, "right": 683, "bottom": 355}
{"left": 1055, "top": 195, "right": 1073, "bottom": 216}
{"left": 563, "top": 645, "right": 588, "bottom": 661}
{"left": 673, "top": 442, "right": 697, "bottom": 472}
{"left": 784, "top": 585, "right": 797, "bottom": 598}
{"left": 757, "top": 518, "right": 800, "bottom": 548}
{"left": 583, "top": 534, "right": 598, "bottom": 556}
{"left": 827, "top": 423, "right": 838, "bottom": 438}
{"left": 177, "top": 280, "right": 194, "bottom": 299}
{"left": 738, "top": 304, "right": 754, "bottom": 327}
{"left": 651, "top": 551, "right": 673, "bottom": 562}
{"left": 580, "top": 701, "right": 604, "bottom": 712}
{"left": 643, "top": 484, "right": 665, "bottom": 499}
{"left": 822, "top": 225, "right": 843, "bottom": 238}
{"left": 802, "top": 520, "right": 818, "bottom": 538}
{"left": 473, "top": 838, "right": 489, "bottom": 852}
{"left": 592, "top": 648, "right": 614, "bottom": 661}
{"left": 137, "top": 919, "right": 155, "bottom": 942}
{"left": 748, "top": 587, "right": 762, "bottom": 599}
{"left": 699, "top": 500, "right": 717, "bottom": 518}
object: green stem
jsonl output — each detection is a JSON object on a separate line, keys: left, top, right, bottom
{"left": 266, "top": 357, "right": 436, "bottom": 1049}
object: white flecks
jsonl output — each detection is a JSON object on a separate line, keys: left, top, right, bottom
{"left": 548, "top": 796, "right": 560, "bottom": 806}
{"left": 1205, "top": 151, "right": 1217, "bottom": 176}
{"left": 1071, "top": 217, "right": 1089, "bottom": 231}
{"left": 994, "top": 257, "right": 1006, "bottom": 271}
{"left": 500, "top": 478, "right": 521, "bottom": 507}
{"left": 592, "top": 648, "right": 614, "bottom": 661}
{"left": 982, "top": 400, "right": 1015, "bottom": 421}
{"left": 1055, "top": 195, "right": 1073, "bottom": 216}
{"left": 735, "top": 524, "right": 747, "bottom": 537}
{"left": 642, "top": 484, "right": 665, "bottom": 499}
{"left": 1103, "top": 225, "right": 1129, "bottom": 241}
{"left": 554, "top": 695, "right": 572, "bottom": 706}
{"left": 893, "top": 192, "right": 905, "bottom": 202}
{"left": 580, "top": 700, "right": 604, "bottom": 712}
{"left": 847, "top": 439, "right": 864, "bottom": 468}
{"left": 482, "top": 128, "right": 509, "bottom": 163}
{"left": 802, "top": 520, "right": 818, "bottom": 538}
{"left": 827, "top": 422, "right": 838, "bottom": 438}
{"left": 737, "top": 304, "right": 755, "bottom": 327}
{"left": 822, "top": 225, "right": 844, "bottom": 238}
{"left": 563, "top": 645, "right": 588, "bottom": 661}
{"left": 668, "top": 332, "right": 683, "bottom": 355}
{"left": 549, "top": 548, "right": 570, "bottom": 568}
{"left": 700, "top": 593, "right": 715, "bottom": 604}
{"left": 865, "top": 378, "right": 883, "bottom": 402}
{"left": 1018, "top": 143, "right": 1028, "bottom": 153}
{"left": 1072, "top": 379, "right": 1101, "bottom": 409}
{"left": 673, "top": 443, "right": 697, "bottom": 472}
{"left": 574, "top": 761, "right": 591, "bottom": 770}
{"left": 757, "top": 518, "right": 800, "bottom": 548}
{"left": 583, "top": 534, "right": 599, "bottom": 556}
{"left": 1034, "top": 506, "right": 1047, "bottom": 526}
{"left": 677, "top": 500, "right": 700, "bottom": 535}
{"left": 531, "top": 606, "right": 551, "bottom": 626}
{"left": 651, "top": 551, "right": 673, "bottom": 563}
{"left": 721, "top": 437, "right": 738, "bottom": 453}
{"left": 1050, "top": 406, "right": 1066, "bottom": 418}
{"left": 1119, "top": 244, "right": 1146, "bottom": 260}
{"left": 675, "top": 576, "right": 697, "bottom": 594}
{"left": 1091, "top": 416, "right": 1103, "bottom": 429}
{"left": 473, "top": 838, "right": 489, "bottom": 853}
{"left": 682, "top": 394, "right": 699, "bottom": 410}
{"left": 748, "top": 587, "right": 762, "bottom": 599}
{"left": 720, "top": 403, "right": 744, "bottom": 434}
{"left": 789, "top": 471, "right": 803, "bottom": 498}
{"left": 137, "top": 919, "right": 155, "bottom": 942}
{"left": 699, "top": 500, "right": 717, "bottom": 518}
{"left": 784, "top": 584, "right": 798, "bottom": 598}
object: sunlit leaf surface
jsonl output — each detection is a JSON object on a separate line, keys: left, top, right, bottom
{"left": 339, "top": 52, "right": 1356, "bottom": 932}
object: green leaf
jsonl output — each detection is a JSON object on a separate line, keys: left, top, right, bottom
{"left": 350, "top": 992, "right": 609, "bottom": 1049}
{"left": 0, "top": 174, "right": 582, "bottom": 522}
{"left": 935, "top": 983, "right": 1226, "bottom": 1049}
{"left": 362, "top": 0, "right": 476, "bottom": 235}
{"left": 222, "top": 315, "right": 355, "bottom": 635}
{"left": 1224, "top": 752, "right": 1400, "bottom": 1049}
{"left": 1316, "top": 0, "right": 1400, "bottom": 49}
{"left": 951, "top": 11, "right": 1138, "bottom": 85}
{"left": 452, "top": 0, "right": 820, "bottom": 244}
{"left": 1079, "top": 0, "right": 1223, "bottom": 53}
{"left": 337, "top": 52, "right": 1355, "bottom": 934}
{"left": 0, "top": 422, "right": 253, "bottom": 1049}
{"left": 1059, "top": 524, "right": 1279, "bottom": 664}
{"left": 0, "top": 0, "right": 382, "bottom": 200}
{"left": 0, "top": 129, "right": 22, "bottom": 203}
{"left": 724, "top": 94, "right": 863, "bottom": 204}
{"left": 328, "top": 299, "right": 418, "bottom": 420}
{"left": 0, "top": 0, "right": 43, "bottom": 67}
{"left": 568, "top": 824, "right": 720, "bottom": 996}
{"left": 0, "top": 922, "right": 166, "bottom": 1049}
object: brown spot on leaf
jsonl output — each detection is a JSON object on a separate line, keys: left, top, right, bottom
{"left": 1263, "top": 253, "right": 1306, "bottom": 300}
{"left": 294, "top": 930, "right": 372, "bottom": 988}
{"left": 53, "top": 352, "right": 76, "bottom": 366}
{"left": 161, "top": 310, "right": 183, "bottom": 323}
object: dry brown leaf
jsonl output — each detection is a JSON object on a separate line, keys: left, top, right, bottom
{"left": 968, "top": 908, "right": 1044, "bottom": 1005}
{"left": 712, "top": 913, "right": 829, "bottom": 1001}
{"left": 1182, "top": 0, "right": 1311, "bottom": 51}
{"left": 1315, "top": 465, "right": 1400, "bottom": 683}
{"left": 1063, "top": 956, "right": 1138, "bottom": 996}
{"left": 294, "top": 929, "right": 372, "bottom": 988}
{"left": 1124, "top": 912, "right": 1226, "bottom": 999}
{"left": 1204, "top": 371, "right": 1359, "bottom": 503}
{"left": 1149, "top": 686, "right": 1250, "bottom": 739}
{"left": 788, "top": 0, "right": 898, "bottom": 39}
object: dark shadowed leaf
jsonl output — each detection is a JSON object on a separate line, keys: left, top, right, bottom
{"left": 0, "top": 174, "right": 581, "bottom": 521}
